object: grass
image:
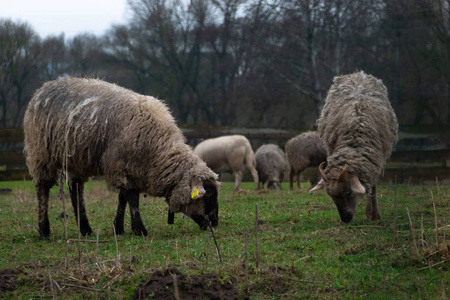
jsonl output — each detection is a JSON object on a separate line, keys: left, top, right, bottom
{"left": 0, "top": 179, "right": 449, "bottom": 299}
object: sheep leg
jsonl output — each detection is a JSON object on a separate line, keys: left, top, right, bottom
{"left": 124, "top": 189, "right": 148, "bottom": 236}
{"left": 289, "top": 170, "right": 295, "bottom": 190}
{"left": 296, "top": 171, "right": 302, "bottom": 190}
{"left": 69, "top": 180, "right": 93, "bottom": 236}
{"left": 36, "top": 182, "right": 52, "bottom": 239}
{"left": 233, "top": 170, "right": 242, "bottom": 192}
{"left": 113, "top": 191, "right": 127, "bottom": 235}
{"left": 366, "top": 185, "right": 382, "bottom": 221}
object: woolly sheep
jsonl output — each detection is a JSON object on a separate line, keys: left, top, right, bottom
{"left": 285, "top": 131, "right": 327, "bottom": 190}
{"left": 255, "top": 144, "right": 287, "bottom": 189}
{"left": 193, "top": 135, "right": 259, "bottom": 192}
{"left": 23, "top": 77, "right": 220, "bottom": 239}
{"left": 310, "top": 71, "right": 398, "bottom": 223}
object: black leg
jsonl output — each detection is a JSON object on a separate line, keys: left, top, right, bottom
{"left": 36, "top": 182, "right": 51, "bottom": 239}
{"left": 69, "top": 179, "right": 93, "bottom": 236}
{"left": 120, "top": 189, "right": 148, "bottom": 236}
{"left": 114, "top": 190, "right": 127, "bottom": 235}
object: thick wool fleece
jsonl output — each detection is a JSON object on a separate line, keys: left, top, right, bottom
{"left": 24, "top": 76, "right": 218, "bottom": 212}
{"left": 255, "top": 144, "right": 286, "bottom": 186}
{"left": 285, "top": 131, "right": 327, "bottom": 173}
{"left": 317, "top": 71, "right": 398, "bottom": 193}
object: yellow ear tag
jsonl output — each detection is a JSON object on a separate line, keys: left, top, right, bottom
{"left": 191, "top": 188, "right": 199, "bottom": 199}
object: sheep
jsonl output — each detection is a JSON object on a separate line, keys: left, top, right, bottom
{"left": 310, "top": 71, "right": 398, "bottom": 223}
{"left": 193, "top": 135, "right": 259, "bottom": 192}
{"left": 285, "top": 131, "right": 327, "bottom": 190}
{"left": 23, "top": 76, "right": 220, "bottom": 239}
{"left": 254, "top": 144, "right": 286, "bottom": 189}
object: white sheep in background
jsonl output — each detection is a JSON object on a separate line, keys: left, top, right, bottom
{"left": 310, "top": 71, "right": 398, "bottom": 223}
{"left": 255, "top": 144, "right": 287, "bottom": 190}
{"left": 285, "top": 131, "right": 327, "bottom": 190}
{"left": 24, "top": 76, "right": 220, "bottom": 238}
{"left": 194, "top": 135, "right": 259, "bottom": 192}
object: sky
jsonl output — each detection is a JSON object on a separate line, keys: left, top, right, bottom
{"left": 0, "top": 0, "right": 129, "bottom": 38}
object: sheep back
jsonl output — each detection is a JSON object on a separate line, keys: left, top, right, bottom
{"left": 317, "top": 71, "right": 398, "bottom": 191}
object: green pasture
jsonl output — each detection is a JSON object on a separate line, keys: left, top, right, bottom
{"left": 0, "top": 180, "right": 448, "bottom": 299}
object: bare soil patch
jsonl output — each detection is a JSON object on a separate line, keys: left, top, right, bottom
{"left": 134, "top": 267, "right": 244, "bottom": 299}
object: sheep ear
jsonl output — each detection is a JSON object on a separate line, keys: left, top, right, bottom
{"left": 191, "top": 177, "right": 206, "bottom": 199}
{"left": 350, "top": 176, "right": 366, "bottom": 194}
{"left": 309, "top": 178, "right": 324, "bottom": 193}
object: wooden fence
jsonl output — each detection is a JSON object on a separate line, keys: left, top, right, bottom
{"left": 1, "top": 128, "right": 450, "bottom": 184}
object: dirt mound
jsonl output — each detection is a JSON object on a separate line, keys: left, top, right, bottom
{"left": 0, "top": 269, "right": 22, "bottom": 293}
{"left": 134, "top": 267, "right": 244, "bottom": 299}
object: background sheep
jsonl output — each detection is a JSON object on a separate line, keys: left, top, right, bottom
{"left": 285, "top": 131, "right": 327, "bottom": 190}
{"left": 194, "top": 135, "right": 258, "bottom": 192}
{"left": 24, "top": 76, "right": 220, "bottom": 239}
{"left": 255, "top": 144, "right": 287, "bottom": 189}
{"left": 310, "top": 71, "right": 398, "bottom": 223}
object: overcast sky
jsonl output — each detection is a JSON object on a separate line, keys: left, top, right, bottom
{"left": 0, "top": 0, "right": 129, "bottom": 38}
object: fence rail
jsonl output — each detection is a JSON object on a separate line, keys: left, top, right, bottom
{"left": 1, "top": 128, "right": 449, "bottom": 183}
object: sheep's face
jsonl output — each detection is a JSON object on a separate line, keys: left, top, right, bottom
{"left": 173, "top": 177, "right": 219, "bottom": 230}
{"left": 310, "top": 163, "right": 366, "bottom": 223}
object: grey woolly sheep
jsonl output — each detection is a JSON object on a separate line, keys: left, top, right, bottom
{"left": 285, "top": 131, "right": 327, "bottom": 190}
{"left": 193, "top": 135, "right": 259, "bottom": 192}
{"left": 24, "top": 76, "right": 220, "bottom": 239}
{"left": 255, "top": 144, "right": 287, "bottom": 190}
{"left": 310, "top": 71, "right": 398, "bottom": 223}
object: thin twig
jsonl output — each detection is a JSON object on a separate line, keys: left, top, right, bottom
{"left": 207, "top": 216, "right": 223, "bottom": 263}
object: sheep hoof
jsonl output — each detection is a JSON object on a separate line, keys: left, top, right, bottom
{"left": 132, "top": 225, "right": 148, "bottom": 237}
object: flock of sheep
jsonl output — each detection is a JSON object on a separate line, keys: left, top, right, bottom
{"left": 23, "top": 71, "right": 398, "bottom": 239}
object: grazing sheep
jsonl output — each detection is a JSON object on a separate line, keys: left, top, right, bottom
{"left": 255, "top": 144, "right": 287, "bottom": 189}
{"left": 194, "top": 135, "right": 258, "bottom": 191}
{"left": 285, "top": 131, "right": 327, "bottom": 190}
{"left": 310, "top": 71, "right": 398, "bottom": 223}
{"left": 24, "top": 76, "right": 220, "bottom": 239}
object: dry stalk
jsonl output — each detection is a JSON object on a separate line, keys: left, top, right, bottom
{"left": 433, "top": 201, "right": 439, "bottom": 248}
{"left": 48, "top": 271, "right": 57, "bottom": 300}
{"left": 59, "top": 171, "right": 69, "bottom": 269}
{"left": 391, "top": 175, "right": 398, "bottom": 249}
{"left": 406, "top": 208, "right": 419, "bottom": 258}
{"left": 76, "top": 182, "right": 81, "bottom": 268}
{"left": 172, "top": 273, "right": 180, "bottom": 300}
{"left": 244, "top": 233, "right": 249, "bottom": 295}
{"left": 255, "top": 203, "right": 260, "bottom": 269}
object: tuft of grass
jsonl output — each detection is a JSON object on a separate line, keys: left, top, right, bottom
{"left": 0, "top": 180, "right": 448, "bottom": 299}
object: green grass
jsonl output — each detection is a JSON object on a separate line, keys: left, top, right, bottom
{"left": 0, "top": 180, "right": 449, "bottom": 299}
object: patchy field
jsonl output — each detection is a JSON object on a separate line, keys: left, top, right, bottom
{"left": 0, "top": 180, "right": 448, "bottom": 299}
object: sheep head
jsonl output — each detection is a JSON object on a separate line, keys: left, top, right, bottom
{"left": 310, "top": 162, "right": 366, "bottom": 223}
{"left": 169, "top": 175, "right": 219, "bottom": 230}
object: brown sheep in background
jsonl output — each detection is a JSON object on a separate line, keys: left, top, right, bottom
{"left": 193, "top": 135, "right": 259, "bottom": 192}
{"left": 24, "top": 76, "right": 220, "bottom": 239}
{"left": 285, "top": 131, "right": 327, "bottom": 190}
{"left": 310, "top": 71, "right": 398, "bottom": 223}
{"left": 255, "top": 144, "right": 287, "bottom": 190}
